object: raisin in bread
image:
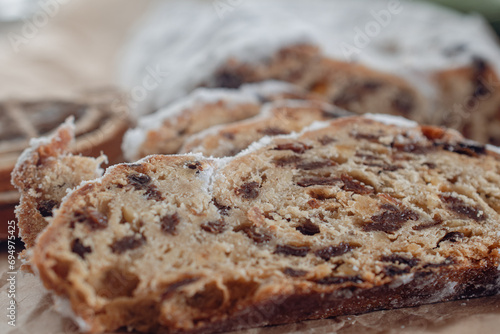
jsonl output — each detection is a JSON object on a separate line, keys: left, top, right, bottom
{"left": 180, "top": 100, "right": 351, "bottom": 157}
{"left": 11, "top": 119, "right": 105, "bottom": 249}
{"left": 122, "top": 81, "right": 315, "bottom": 161}
{"left": 121, "top": 0, "right": 500, "bottom": 145}
{"left": 32, "top": 115, "right": 500, "bottom": 333}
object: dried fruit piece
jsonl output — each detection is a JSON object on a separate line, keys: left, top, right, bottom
{"left": 380, "top": 254, "right": 419, "bottom": 267}
{"left": 274, "top": 245, "right": 310, "bottom": 257}
{"left": 315, "top": 275, "right": 363, "bottom": 285}
{"left": 73, "top": 208, "right": 108, "bottom": 231}
{"left": 161, "top": 213, "right": 180, "bottom": 235}
{"left": 212, "top": 198, "right": 232, "bottom": 216}
{"left": 38, "top": 199, "right": 58, "bottom": 217}
{"left": 111, "top": 235, "right": 146, "bottom": 254}
{"left": 314, "top": 243, "right": 353, "bottom": 261}
{"left": 439, "top": 194, "right": 486, "bottom": 221}
{"left": 437, "top": 232, "right": 465, "bottom": 246}
{"left": 297, "top": 177, "right": 339, "bottom": 187}
{"left": 363, "top": 204, "right": 419, "bottom": 232}
{"left": 283, "top": 268, "right": 308, "bottom": 277}
{"left": 258, "top": 127, "right": 289, "bottom": 136}
{"left": 237, "top": 225, "right": 273, "bottom": 244}
{"left": 236, "top": 182, "right": 260, "bottom": 199}
{"left": 274, "top": 142, "right": 312, "bottom": 154}
{"left": 71, "top": 239, "right": 92, "bottom": 258}
{"left": 127, "top": 173, "right": 151, "bottom": 188}
{"left": 296, "top": 160, "right": 334, "bottom": 170}
{"left": 201, "top": 220, "right": 226, "bottom": 234}
{"left": 296, "top": 219, "right": 320, "bottom": 236}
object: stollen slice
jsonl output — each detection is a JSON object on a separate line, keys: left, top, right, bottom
{"left": 32, "top": 115, "right": 500, "bottom": 333}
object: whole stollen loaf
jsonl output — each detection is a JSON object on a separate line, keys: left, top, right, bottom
{"left": 120, "top": 0, "right": 500, "bottom": 145}
{"left": 32, "top": 115, "right": 500, "bottom": 333}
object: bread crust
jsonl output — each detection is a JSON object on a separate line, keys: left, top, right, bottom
{"left": 172, "top": 262, "right": 500, "bottom": 334}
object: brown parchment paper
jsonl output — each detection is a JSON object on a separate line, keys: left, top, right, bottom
{"left": 1, "top": 266, "right": 500, "bottom": 334}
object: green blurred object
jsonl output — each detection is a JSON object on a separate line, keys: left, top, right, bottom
{"left": 423, "top": 0, "right": 500, "bottom": 35}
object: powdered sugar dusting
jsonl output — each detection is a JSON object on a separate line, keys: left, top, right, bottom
{"left": 240, "top": 80, "right": 299, "bottom": 96}
{"left": 486, "top": 144, "right": 500, "bottom": 156}
{"left": 13, "top": 117, "right": 75, "bottom": 173}
{"left": 122, "top": 128, "right": 146, "bottom": 162}
{"left": 236, "top": 135, "right": 276, "bottom": 158}
{"left": 135, "top": 87, "right": 257, "bottom": 130}
{"left": 301, "top": 120, "right": 333, "bottom": 133}
{"left": 364, "top": 113, "right": 418, "bottom": 128}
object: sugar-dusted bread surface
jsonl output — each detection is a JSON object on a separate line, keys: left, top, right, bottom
{"left": 33, "top": 116, "right": 500, "bottom": 333}
{"left": 180, "top": 100, "right": 352, "bottom": 157}
{"left": 122, "top": 81, "right": 317, "bottom": 161}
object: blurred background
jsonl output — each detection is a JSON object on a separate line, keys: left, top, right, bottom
{"left": 431, "top": 0, "right": 500, "bottom": 32}
{"left": 0, "top": 0, "right": 499, "bottom": 100}
{"left": 0, "top": 0, "right": 152, "bottom": 99}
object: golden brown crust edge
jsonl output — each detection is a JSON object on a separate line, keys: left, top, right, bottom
{"left": 170, "top": 262, "right": 500, "bottom": 334}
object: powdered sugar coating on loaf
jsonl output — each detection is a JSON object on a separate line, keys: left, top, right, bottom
{"left": 122, "top": 81, "right": 312, "bottom": 161}
{"left": 179, "top": 100, "right": 353, "bottom": 157}
{"left": 120, "top": 0, "right": 500, "bottom": 115}
{"left": 228, "top": 113, "right": 420, "bottom": 160}
{"left": 13, "top": 118, "right": 76, "bottom": 173}
{"left": 364, "top": 113, "right": 418, "bottom": 128}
